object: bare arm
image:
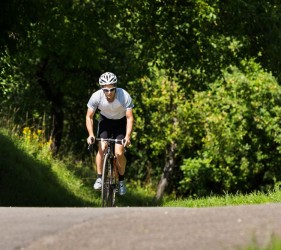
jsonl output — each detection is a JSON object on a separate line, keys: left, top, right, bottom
{"left": 125, "top": 108, "right": 134, "bottom": 146}
{"left": 86, "top": 108, "right": 95, "bottom": 144}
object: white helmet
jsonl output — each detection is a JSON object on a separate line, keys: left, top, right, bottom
{"left": 99, "top": 72, "right": 117, "bottom": 86}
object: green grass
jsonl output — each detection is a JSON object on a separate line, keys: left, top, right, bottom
{"left": 1, "top": 127, "right": 281, "bottom": 209}
{"left": 0, "top": 129, "right": 98, "bottom": 206}
{"left": 163, "top": 189, "right": 281, "bottom": 207}
{"left": 242, "top": 236, "right": 281, "bottom": 250}
{"left": 0, "top": 128, "right": 155, "bottom": 207}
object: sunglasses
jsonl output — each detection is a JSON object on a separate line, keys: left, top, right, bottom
{"left": 102, "top": 87, "right": 116, "bottom": 93}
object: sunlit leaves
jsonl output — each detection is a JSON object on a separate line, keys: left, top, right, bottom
{"left": 180, "top": 60, "right": 281, "bottom": 196}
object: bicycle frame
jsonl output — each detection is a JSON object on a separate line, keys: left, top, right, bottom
{"left": 96, "top": 138, "right": 125, "bottom": 207}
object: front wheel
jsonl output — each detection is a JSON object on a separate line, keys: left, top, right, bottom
{"left": 101, "top": 153, "right": 115, "bottom": 207}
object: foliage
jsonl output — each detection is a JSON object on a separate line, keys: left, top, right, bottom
{"left": 0, "top": 0, "right": 147, "bottom": 154}
{"left": 179, "top": 60, "right": 281, "bottom": 196}
{"left": 3, "top": 124, "right": 281, "bottom": 208}
{"left": 127, "top": 66, "right": 186, "bottom": 186}
{"left": 119, "top": 0, "right": 250, "bottom": 91}
{"left": 218, "top": 1, "right": 281, "bottom": 81}
{"left": 1, "top": 0, "right": 281, "bottom": 198}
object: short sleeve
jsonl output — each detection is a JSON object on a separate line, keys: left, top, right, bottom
{"left": 125, "top": 94, "right": 134, "bottom": 109}
{"left": 87, "top": 90, "right": 102, "bottom": 111}
{"left": 117, "top": 89, "right": 134, "bottom": 110}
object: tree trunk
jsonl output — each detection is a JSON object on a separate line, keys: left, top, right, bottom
{"left": 155, "top": 141, "right": 177, "bottom": 201}
{"left": 36, "top": 58, "right": 64, "bottom": 155}
{"left": 49, "top": 101, "right": 64, "bottom": 154}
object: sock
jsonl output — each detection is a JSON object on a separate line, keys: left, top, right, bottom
{"left": 97, "top": 174, "right": 102, "bottom": 179}
{"left": 119, "top": 174, "right": 125, "bottom": 181}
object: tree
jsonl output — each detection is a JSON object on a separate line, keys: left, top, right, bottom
{"left": 179, "top": 60, "right": 281, "bottom": 196}
{"left": 2, "top": 0, "right": 281, "bottom": 200}
{"left": 0, "top": 0, "right": 147, "bottom": 154}
{"left": 126, "top": 66, "right": 188, "bottom": 200}
{"left": 218, "top": 1, "right": 281, "bottom": 80}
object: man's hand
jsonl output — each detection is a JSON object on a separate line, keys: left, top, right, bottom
{"left": 124, "top": 136, "right": 131, "bottom": 147}
{"left": 87, "top": 136, "right": 95, "bottom": 144}
{"left": 87, "top": 136, "right": 95, "bottom": 153}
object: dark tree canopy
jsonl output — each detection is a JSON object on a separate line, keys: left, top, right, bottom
{"left": 1, "top": 0, "right": 281, "bottom": 198}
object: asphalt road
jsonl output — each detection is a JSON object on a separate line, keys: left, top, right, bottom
{"left": 1, "top": 204, "right": 281, "bottom": 250}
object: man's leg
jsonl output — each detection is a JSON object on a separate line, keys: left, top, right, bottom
{"left": 115, "top": 144, "right": 127, "bottom": 195}
{"left": 94, "top": 142, "right": 106, "bottom": 190}
{"left": 95, "top": 142, "right": 105, "bottom": 175}
{"left": 115, "top": 144, "right": 126, "bottom": 175}
{"left": 113, "top": 116, "right": 127, "bottom": 194}
{"left": 96, "top": 115, "right": 108, "bottom": 175}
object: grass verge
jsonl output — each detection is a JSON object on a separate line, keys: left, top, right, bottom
{"left": 1, "top": 126, "right": 281, "bottom": 208}
{"left": 0, "top": 128, "right": 155, "bottom": 207}
{"left": 163, "top": 189, "right": 281, "bottom": 207}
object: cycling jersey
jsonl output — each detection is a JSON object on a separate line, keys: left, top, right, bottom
{"left": 87, "top": 88, "right": 134, "bottom": 119}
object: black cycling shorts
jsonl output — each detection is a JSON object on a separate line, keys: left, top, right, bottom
{"left": 97, "top": 114, "right": 126, "bottom": 144}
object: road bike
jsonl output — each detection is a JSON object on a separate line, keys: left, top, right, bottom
{"left": 89, "top": 138, "right": 125, "bottom": 207}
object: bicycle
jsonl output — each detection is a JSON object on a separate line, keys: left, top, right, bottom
{"left": 89, "top": 137, "right": 125, "bottom": 207}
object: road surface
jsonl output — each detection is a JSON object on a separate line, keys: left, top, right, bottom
{"left": 1, "top": 203, "right": 281, "bottom": 250}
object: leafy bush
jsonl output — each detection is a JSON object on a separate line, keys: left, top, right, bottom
{"left": 127, "top": 66, "right": 186, "bottom": 183}
{"left": 179, "top": 60, "right": 281, "bottom": 196}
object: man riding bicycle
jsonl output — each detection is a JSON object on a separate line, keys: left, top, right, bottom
{"left": 86, "top": 72, "right": 134, "bottom": 195}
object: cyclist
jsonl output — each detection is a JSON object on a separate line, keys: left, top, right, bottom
{"left": 86, "top": 72, "right": 134, "bottom": 195}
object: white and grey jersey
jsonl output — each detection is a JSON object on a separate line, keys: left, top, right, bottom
{"left": 87, "top": 88, "right": 134, "bottom": 119}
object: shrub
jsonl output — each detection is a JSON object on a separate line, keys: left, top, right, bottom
{"left": 179, "top": 60, "right": 281, "bottom": 196}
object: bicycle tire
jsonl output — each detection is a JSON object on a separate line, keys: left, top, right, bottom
{"left": 101, "top": 153, "right": 110, "bottom": 207}
{"left": 101, "top": 153, "right": 116, "bottom": 207}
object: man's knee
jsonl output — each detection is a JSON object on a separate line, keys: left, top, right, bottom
{"left": 115, "top": 146, "right": 125, "bottom": 158}
{"left": 98, "top": 142, "right": 107, "bottom": 153}
{"left": 115, "top": 151, "right": 124, "bottom": 158}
